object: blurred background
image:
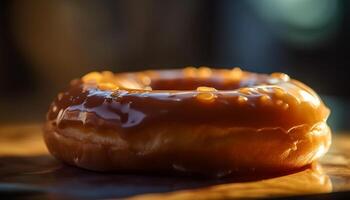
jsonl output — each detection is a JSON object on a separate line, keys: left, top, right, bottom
{"left": 0, "top": 0, "right": 349, "bottom": 131}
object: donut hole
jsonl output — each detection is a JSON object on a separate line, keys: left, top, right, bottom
{"left": 150, "top": 78, "right": 243, "bottom": 90}
{"left": 143, "top": 69, "right": 271, "bottom": 91}
{"left": 84, "top": 69, "right": 271, "bottom": 91}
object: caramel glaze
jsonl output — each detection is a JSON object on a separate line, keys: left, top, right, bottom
{"left": 47, "top": 68, "right": 330, "bottom": 136}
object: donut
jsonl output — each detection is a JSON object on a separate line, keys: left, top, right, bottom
{"left": 44, "top": 67, "right": 331, "bottom": 177}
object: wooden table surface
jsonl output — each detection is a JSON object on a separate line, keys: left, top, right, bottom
{"left": 1, "top": 123, "right": 350, "bottom": 199}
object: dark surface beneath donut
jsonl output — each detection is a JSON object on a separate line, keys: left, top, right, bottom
{"left": 0, "top": 155, "right": 299, "bottom": 199}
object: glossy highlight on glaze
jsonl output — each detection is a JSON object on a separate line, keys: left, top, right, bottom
{"left": 47, "top": 68, "right": 330, "bottom": 134}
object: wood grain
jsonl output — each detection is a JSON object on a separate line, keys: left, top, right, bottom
{"left": 0, "top": 123, "right": 349, "bottom": 199}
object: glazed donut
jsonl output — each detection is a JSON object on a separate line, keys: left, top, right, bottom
{"left": 44, "top": 67, "right": 331, "bottom": 177}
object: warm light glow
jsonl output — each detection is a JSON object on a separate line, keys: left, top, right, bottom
{"left": 196, "top": 86, "right": 217, "bottom": 102}
{"left": 299, "top": 90, "right": 320, "bottom": 107}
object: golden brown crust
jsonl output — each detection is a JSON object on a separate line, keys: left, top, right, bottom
{"left": 44, "top": 121, "right": 331, "bottom": 176}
